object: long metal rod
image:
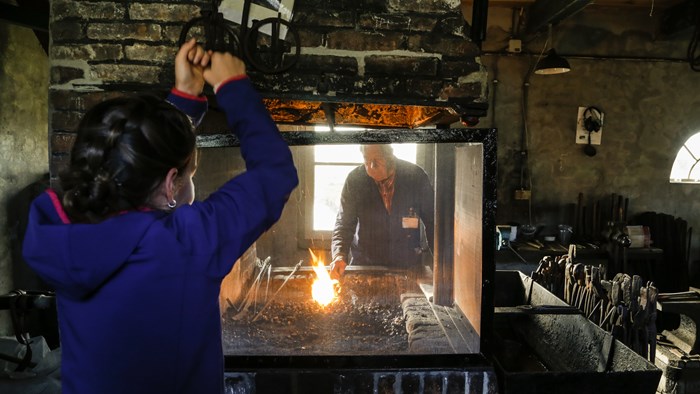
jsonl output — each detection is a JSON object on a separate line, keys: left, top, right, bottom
{"left": 233, "top": 257, "right": 271, "bottom": 318}
{"left": 264, "top": 263, "right": 272, "bottom": 302}
{"left": 252, "top": 260, "right": 304, "bottom": 322}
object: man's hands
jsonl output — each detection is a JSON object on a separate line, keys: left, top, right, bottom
{"left": 329, "top": 258, "right": 347, "bottom": 280}
{"left": 175, "top": 38, "right": 247, "bottom": 95}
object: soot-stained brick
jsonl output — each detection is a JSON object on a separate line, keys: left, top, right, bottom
{"left": 365, "top": 55, "right": 438, "bottom": 77}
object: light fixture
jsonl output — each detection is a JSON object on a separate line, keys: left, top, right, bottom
{"left": 534, "top": 24, "right": 571, "bottom": 75}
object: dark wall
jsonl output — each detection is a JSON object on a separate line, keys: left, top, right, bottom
{"left": 481, "top": 6, "right": 700, "bottom": 285}
{"left": 0, "top": 22, "right": 50, "bottom": 336}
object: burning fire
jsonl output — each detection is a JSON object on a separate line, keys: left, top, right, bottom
{"left": 309, "top": 249, "right": 339, "bottom": 306}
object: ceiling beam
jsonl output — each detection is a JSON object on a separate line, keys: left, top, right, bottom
{"left": 658, "top": 0, "right": 699, "bottom": 38}
{"left": 462, "top": 0, "right": 536, "bottom": 7}
{"left": 0, "top": 3, "right": 48, "bottom": 32}
{"left": 525, "top": 0, "right": 592, "bottom": 34}
{"left": 470, "top": 0, "right": 489, "bottom": 47}
{"left": 1, "top": 1, "right": 50, "bottom": 54}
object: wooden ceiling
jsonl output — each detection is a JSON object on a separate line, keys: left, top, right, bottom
{"left": 462, "top": 0, "right": 686, "bottom": 9}
{"left": 462, "top": 0, "right": 694, "bottom": 37}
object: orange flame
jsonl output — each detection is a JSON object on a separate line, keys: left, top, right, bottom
{"left": 309, "top": 249, "right": 339, "bottom": 306}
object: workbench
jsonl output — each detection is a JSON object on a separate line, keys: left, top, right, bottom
{"left": 496, "top": 241, "right": 663, "bottom": 282}
{"left": 496, "top": 241, "right": 607, "bottom": 266}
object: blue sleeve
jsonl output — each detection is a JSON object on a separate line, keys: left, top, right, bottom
{"left": 166, "top": 90, "right": 208, "bottom": 126}
{"left": 173, "top": 77, "right": 298, "bottom": 278}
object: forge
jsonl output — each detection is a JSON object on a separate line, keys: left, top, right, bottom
{"left": 222, "top": 270, "right": 415, "bottom": 356}
{"left": 190, "top": 128, "right": 498, "bottom": 393}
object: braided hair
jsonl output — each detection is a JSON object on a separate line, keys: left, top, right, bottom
{"left": 60, "top": 94, "right": 196, "bottom": 223}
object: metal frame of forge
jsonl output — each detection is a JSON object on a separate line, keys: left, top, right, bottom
{"left": 198, "top": 127, "right": 498, "bottom": 372}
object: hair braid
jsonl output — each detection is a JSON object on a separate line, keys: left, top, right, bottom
{"left": 60, "top": 94, "right": 196, "bottom": 223}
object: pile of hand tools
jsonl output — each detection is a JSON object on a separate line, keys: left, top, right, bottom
{"left": 532, "top": 250, "right": 658, "bottom": 362}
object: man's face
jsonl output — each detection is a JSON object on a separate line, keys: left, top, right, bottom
{"left": 363, "top": 145, "right": 392, "bottom": 182}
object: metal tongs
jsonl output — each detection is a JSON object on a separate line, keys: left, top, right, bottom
{"left": 251, "top": 259, "right": 304, "bottom": 322}
{"left": 232, "top": 257, "right": 271, "bottom": 320}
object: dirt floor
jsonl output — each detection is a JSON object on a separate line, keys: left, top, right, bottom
{"left": 221, "top": 273, "right": 413, "bottom": 355}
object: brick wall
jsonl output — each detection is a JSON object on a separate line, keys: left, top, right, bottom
{"left": 49, "top": 0, "right": 487, "bottom": 180}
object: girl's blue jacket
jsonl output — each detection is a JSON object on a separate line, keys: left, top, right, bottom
{"left": 22, "top": 77, "right": 298, "bottom": 394}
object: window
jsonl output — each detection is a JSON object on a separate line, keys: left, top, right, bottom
{"left": 670, "top": 132, "right": 700, "bottom": 183}
{"left": 304, "top": 127, "right": 418, "bottom": 243}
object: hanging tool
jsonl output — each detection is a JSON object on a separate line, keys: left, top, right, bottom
{"left": 178, "top": 0, "right": 300, "bottom": 74}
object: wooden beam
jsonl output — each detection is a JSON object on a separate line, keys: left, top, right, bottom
{"left": 462, "top": 0, "right": 685, "bottom": 9}
{"left": 0, "top": 3, "right": 48, "bottom": 32}
{"left": 433, "top": 143, "right": 456, "bottom": 306}
{"left": 525, "top": 0, "right": 592, "bottom": 34}
{"left": 658, "top": 0, "right": 699, "bottom": 38}
{"left": 462, "top": 0, "right": 535, "bottom": 7}
{"left": 470, "top": 0, "right": 489, "bottom": 47}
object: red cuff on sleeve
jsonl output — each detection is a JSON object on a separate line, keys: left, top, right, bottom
{"left": 170, "top": 88, "right": 207, "bottom": 102}
{"left": 214, "top": 75, "right": 249, "bottom": 94}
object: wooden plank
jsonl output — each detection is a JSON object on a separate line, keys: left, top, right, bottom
{"left": 525, "top": 0, "right": 593, "bottom": 34}
{"left": 461, "top": 0, "right": 683, "bottom": 8}
{"left": 658, "top": 0, "right": 699, "bottom": 37}
{"left": 426, "top": 302, "right": 476, "bottom": 353}
{"left": 0, "top": 3, "right": 48, "bottom": 31}
{"left": 589, "top": 0, "right": 685, "bottom": 8}
{"left": 462, "top": 0, "right": 535, "bottom": 6}
{"left": 453, "top": 145, "right": 484, "bottom": 336}
{"left": 445, "top": 306, "right": 480, "bottom": 352}
{"left": 433, "top": 143, "right": 455, "bottom": 306}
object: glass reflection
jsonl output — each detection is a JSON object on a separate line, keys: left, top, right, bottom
{"left": 193, "top": 141, "right": 482, "bottom": 356}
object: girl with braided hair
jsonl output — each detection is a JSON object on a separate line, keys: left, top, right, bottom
{"left": 22, "top": 39, "right": 298, "bottom": 393}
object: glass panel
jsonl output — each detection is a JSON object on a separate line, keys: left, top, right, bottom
{"left": 688, "top": 162, "right": 700, "bottom": 182}
{"left": 314, "top": 144, "right": 362, "bottom": 163}
{"left": 684, "top": 134, "right": 700, "bottom": 157}
{"left": 314, "top": 143, "right": 417, "bottom": 164}
{"left": 312, "top": 144, "right": 418, "bottom": 231}
{"left": 669, "top": 146, "right": 698, "bottom": 183}
{"left": 670, "top": 146, "right": 695, "bottom": 182}
{"left": 313, "top": 164, "right": 355, "bottom": 231}
{"left": 194, "top": 139, "right": 486, "bottom": 357}
{"left": 392, "top": 143, "right": 417, "bottom": 163}
{"left": 670, "top": 132, "right": 700, "bottom": 183}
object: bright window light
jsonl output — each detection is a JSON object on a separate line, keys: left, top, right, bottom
{"left": 311, "top": 130, "right": 418, "bottom": 231}
{"left": 670, "top": 132, "right": 700, "bottom": 184}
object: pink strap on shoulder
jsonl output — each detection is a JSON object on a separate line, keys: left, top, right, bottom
{"left": 46, "top": 189, "right": 71, "bottom": 224}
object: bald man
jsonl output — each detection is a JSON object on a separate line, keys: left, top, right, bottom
{"left": 330, "top": 144, "right": 434, "bottom": 279}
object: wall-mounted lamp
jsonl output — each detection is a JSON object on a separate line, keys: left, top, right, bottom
{"left": 534, "top": 24, "right": 570, "bottom": 75}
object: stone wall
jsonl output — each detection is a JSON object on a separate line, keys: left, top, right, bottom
{"left": 48, "top": 0, "right": 488, "bottom": 182}
{"left": 482, "top": 6, "right": 700, "bottom": 286}
{"left": 0, "top": 23, "right": 49, "bottom": 336}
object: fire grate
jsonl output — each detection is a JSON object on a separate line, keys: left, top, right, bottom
{"left": 222, "top": 271, "right": 414, "bottom": 356}
{"left": 222, "top": 297, "right": 408, "bottom": 355}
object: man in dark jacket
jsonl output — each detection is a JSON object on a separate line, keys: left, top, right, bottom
{"left": 330, "top": 144, "right": 434, "bottom": 279}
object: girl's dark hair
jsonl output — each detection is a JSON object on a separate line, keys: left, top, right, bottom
{"left": 60, "top": 94, "right": 196, "bottom": 223}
